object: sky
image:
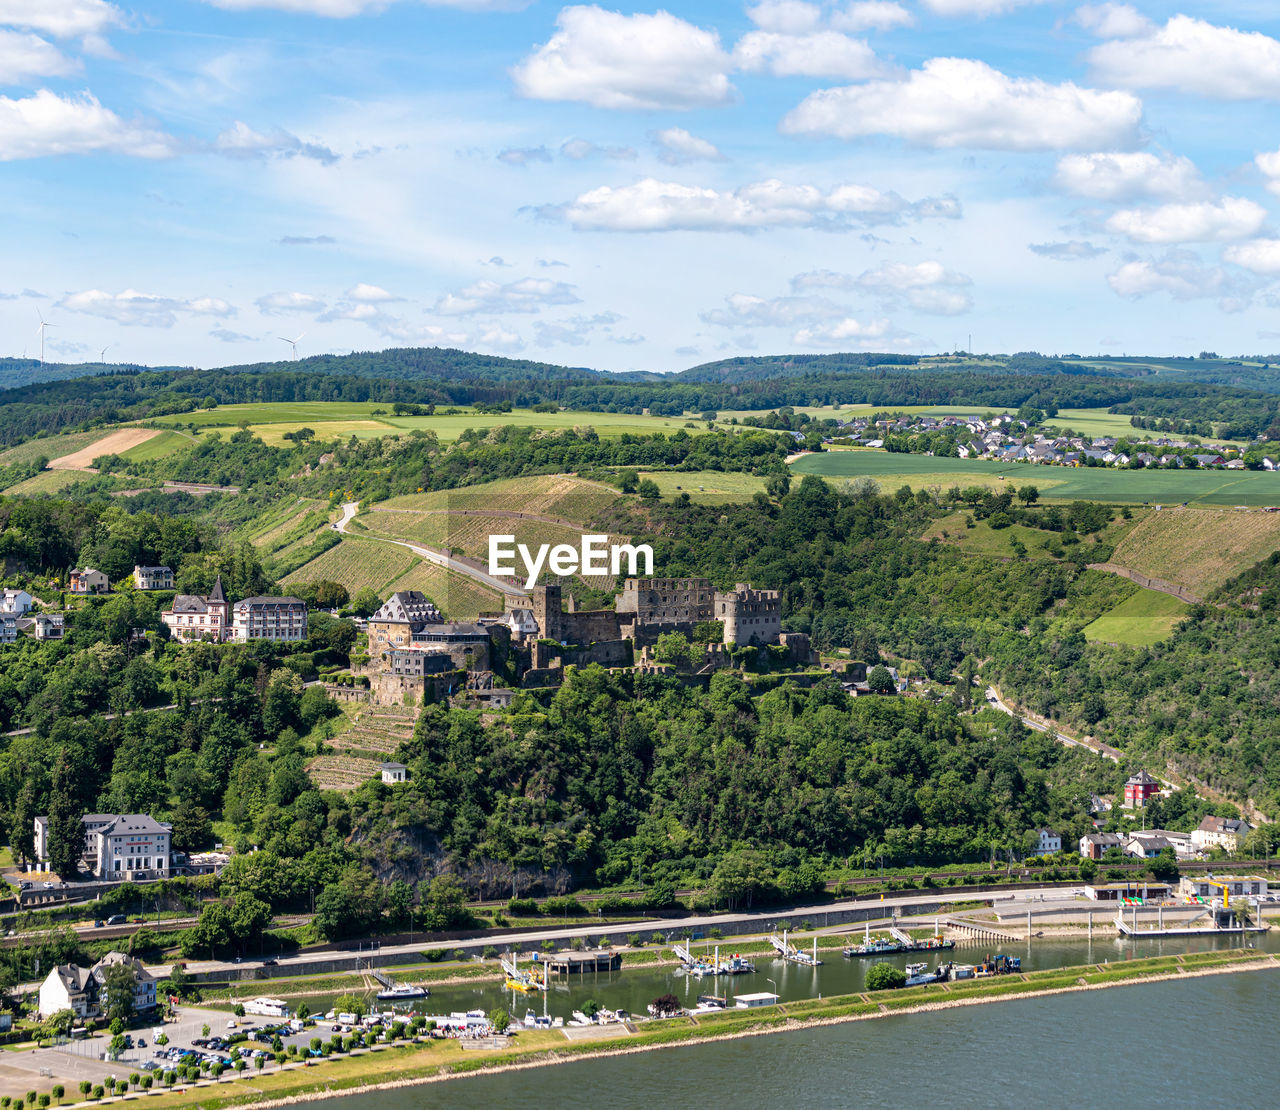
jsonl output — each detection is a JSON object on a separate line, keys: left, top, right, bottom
{"left": 3, "top": 1, "right": 1280, "bottom": 372}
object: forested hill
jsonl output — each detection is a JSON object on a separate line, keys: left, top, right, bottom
{"left": 221, "top": 346, "right": 605, "bottom": 384}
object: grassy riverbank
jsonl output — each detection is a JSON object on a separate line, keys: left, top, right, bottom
{"left": 81, "top": 949, "right": 1276, "bottom": 1110}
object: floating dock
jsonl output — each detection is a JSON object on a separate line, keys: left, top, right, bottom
{"left": 541, "top": 949, "right": 622, "bottom": 975}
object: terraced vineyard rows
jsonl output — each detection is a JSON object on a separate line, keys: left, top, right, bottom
{"left": 282, "top": 536, "right": 417, "bottom": 593}
{"left": 379, "top": 474, "right": 617, "bottom": 524}
{"left": 306, "top": 706, "right": 419, "bottom": 791}
{"left": 1107, "top": 507, "right": 1280, "bottom": 594}
{"left": 380, "top": 560, "right": 501, "bottom": 617}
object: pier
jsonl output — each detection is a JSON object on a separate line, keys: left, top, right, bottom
{"left": 943, "top": 918, "right": 1021, "bottom": 944}
{"left": 542, "top": 950, "right": 622, "bottom": 976}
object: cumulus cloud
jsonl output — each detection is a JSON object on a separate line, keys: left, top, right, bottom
{"left": 1028, "top": 240, "right": 1107, "bottom": 260}
{"left": 782, "top": 58, "right": 1142, "bottom": 150}
{"left": 435, "top": 277, "right": 581, "bottom": 315}
{"left": 1074, "top": 3, "right": 1152, "bottom": 38}
{"left": 0, "top": 0, "right": 124, "bottom": 37}
{"left": 57, "top": 288, "right": 234, "bottom": 327}
{"left": 1053, "top": 151, "right": 1204, "bottom": 201}
{"left": 652, "top": 127, "right": 724, "bottom": 164}
{"left": 214, "top": 121, "right": 338, "bottom": 164}
{"left": 746, "top": 0, "right": 821, "bottom": 33}
{"left": 1105, "top": 197, "right": 1266, "bottom": 244}
{"left": 919, "top": 0, "right": 1042, "bottom": 16}
{"left": 793, "top": 315, "right": 892, "bottom": 346}
{"left": 733, "top": 29, "right": 882, "bottom": 80}
{"left": 0, "top": 31, "right": 79, "bottom": 84}
{"left": 1090, "top": 15, "right": 1280, "bottom": 100}
{"left": 551, "top": 177, "right": 961, "bottom": 232}
{"left": 0, "top": 90, "right": 173, "bottom": 160}
{"left": 255, "top": 291, "right": 326, "bottom": 314}
{"left": 1107, "top": 251, "right": 1227, "bottom": 300}
{"left": 512, "top": 6, "right": 734, "bottom": 110}
{"left": 854, "top": 260, "right": 973, "bottom": 314}
{"left": 346, "top": 283, "right": 401, "bottom": 302}
{"left": 701, "top": 292, "right": 845, "bottom": 327}
{"left": 1224, "top": 239, "right": 1280, "bottom": 275}
{"left": 831, "top": 2, "right": 913, "bottom": 32}
{"left": 1255, "top": 148, "right": 1280, "bottom": 196}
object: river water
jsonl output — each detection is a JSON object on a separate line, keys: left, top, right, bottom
{"left": 294, "top": 934, "right": 1280, "bottom": 1109}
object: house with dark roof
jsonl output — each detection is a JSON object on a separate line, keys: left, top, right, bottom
{"left": 1123, "top": 770, "right": 1161, "bottom": 808}
{"left": 230, "top": 596, "right": 307, "bottom": 642}
{"left": 162, "top": 576, "right": 229, "bottom": 642}
{"left": 133, "top": 565, "right": 174, "bottom": 590}
{"left": 37, "top": 953, "right": 156, "bottom": 1019}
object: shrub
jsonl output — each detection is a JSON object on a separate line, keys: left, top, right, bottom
{"left": 507, "top": 898, "right": 540, "bottom": 916}
{"left": 865, "top": 963, "right": 907, "bottom": 991}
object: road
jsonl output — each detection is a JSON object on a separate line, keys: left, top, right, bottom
{"left": 984, "top": 685, "right": 1122, "bottom": 763}
{"left": 335, "top": 501, "right": 523, "bottom": 597}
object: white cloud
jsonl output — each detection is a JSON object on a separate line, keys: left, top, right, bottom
{"left": 1105, "top": 197, "right": 1266, "bottom": 244}
{"left": 553, "top": 177, "right": 959, "bottom": 231}
{"left": 0, "top": 90, "right": 172, "bottom": 160}
{"left": 346, "top": 283, "right": 401, "bottom": 302}
{"left": 435, "top": 277, "right": 581, "bottom": 315}
{"left": 0, "top": 0, "right": 123, "bottom": 38}
{"left": 1107, "top": 251, "right": 1226, "bottom": 299}
{"left": 792, "top": 316, "right": 891, "bottom": 346}
{"left": 558, "top": 137, "right": 635, "bottom": 160}
{"left": 497, "top": 144, "right": 550, "bottom": 166}
{"left": 1255, "top": 148, "right": 1280, "bottom": 197}
{"left": 782, "top": 58, "right": 1142, "bottom": 151}
{"left": 701, "top": 292, "right": 845, "bottom": 327}
{"left": 214, "top": 121, "right": 338, "bottom": 164}
{"left": 789, "top": 269, "right": 856, "bottom": 291}
{"left": 1074, "top": 3, "right": 1152, "bottom": 39}
{"left": 255, "top": 291, "right": 326, "bottom": 314}
{"left": 1053, "top": 151, "right": 1204, "bottom": 201}
{"left": 746, "top": 1, "right": 821, "bottom": 34}
{"left": 57, "top": 288, "right": 234, "bottom": 327}
{"left": 831, "top": 2, "right": 912, "bottom": 32}
{"left": 919, "top": 0, "right": 1042, "bottom": 16}
{"left": 652, "top": 127, "right": 724, "bottom": 164}
{"left": 1224, "top": 239, "right": 1280, "bottom": 275}
{"left": 1028, "top": 240, "right": 1107, "bottom": 260}
{"left": 533, "top": 311, "right": 622, "bottom": 346}
{"left": 0, "top": 31, "right": 78, "bottom": 84}
{"left": 210, "top": 327, "right": 256, "bottom": 342}
{"left": 511, "top": 6, "right": 734, "bottom": 110}
{"left": 854, "top": 260, "right": 973, "bottom": 314}
{"left": 205, "top": 0, "right": 526, "bottom": 14}
{"left": 1090, "top": 16, "right": 1280, "bottom": 100}
{"left": 733, "top": 29, "right": 882, "bottom": 80}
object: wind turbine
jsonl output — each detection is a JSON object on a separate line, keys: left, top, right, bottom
{"left": 278, "top": 332, "right": 306, "bottom": 360}
{"left": 99, "top": 345, "right": 110, "bottom": 363}
{"left": 36, "top": 311, "right": 56, "bottom": 366}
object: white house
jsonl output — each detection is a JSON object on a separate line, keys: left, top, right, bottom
{"left": 37, "top": 953, "right": 156, "bottom": 1019}
{"left": 31, "top": 613, "right": 63, "bottom": 640}
{"left": 132, "top": 565, "right": 174, "bottom": 591}
{"left": 0, "top": 589, "right": 33, "bottom": 614}
{"left": 229, "top": 596, "right": 308, "bottom": 642}
{"left": 380, "top": 761, "right": 408, "bottom": 785}
{"left": 1032, "top": 829, "right": 1062, "bottom": 856}
{"left": 0, "top": 615, "right": 17, "bottom": 644}
{"left": 1192, "top": 815, "right": 1251, "bottom": 852}
{"left": 35, "top": 813, "right": 172, "bottom": 879}
{"left": 162, "top": 576, "right": 229, "bottom": 642}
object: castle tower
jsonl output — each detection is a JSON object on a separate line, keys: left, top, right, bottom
{"left": 530, "top": 583, "right": 562, "bottom": 642}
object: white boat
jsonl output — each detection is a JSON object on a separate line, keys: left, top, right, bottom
{"left": 569, "top": 1010, "right": 592, "bottom": 1026}
{"left": 376, "top": 983, "right": 428, "bottom": 1001}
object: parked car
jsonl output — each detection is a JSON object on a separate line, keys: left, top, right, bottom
{"left": 105, "top": 914, "right": 126, "bottom": 925}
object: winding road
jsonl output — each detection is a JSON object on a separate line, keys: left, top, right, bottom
{"left": 984, "top": 685, "right": 1122, "bottom": 763}
{"left": 335, "top": 501, "right": 524, "bottom": 597}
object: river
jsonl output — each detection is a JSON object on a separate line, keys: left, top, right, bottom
{"left": 300, "top": 966, "right": 1280, "bottom": 1109}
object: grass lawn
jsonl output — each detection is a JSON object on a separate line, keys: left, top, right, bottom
{"left": 921, "top": 512, "right": 1063, "bottom": 558}
{"left": 792, "top": 450, "right": 1280, "bottom": 506}
{"left": 1047, "top": 407, "right": 1247, "bottom": 448}
{"left": 635, "top": 469, "right": 768, "bottom": 504}
{"left": 121, "top": 429, "right": 192, "bottom": 461}
{"left": 0, "top": 846, "right": 12, "bottom": 867}
{"left": 1107, "top": 507, "right": 1280, "bottom": 594}
{"left": 1083, "top": 587, "right": 1190, "bottom": 647}
{"left": 2, "top": 470, "right": 99, "bottom": 495}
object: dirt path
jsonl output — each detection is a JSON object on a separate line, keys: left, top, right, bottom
{"left": 48, "top": 427, "right": 161, "bottom": 470}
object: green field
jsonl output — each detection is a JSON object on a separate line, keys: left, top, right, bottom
{"left": 1047, "top": 408, "right": 1246, "bottom": 448}
{"left": 2, "top": 470, "right": 99, "bottom": 496}
{"left": 379, "top": 474, "right": 619, "bottom": 523}
{"left": 636, "top": 469, "right": 768, "bottom": 504}
{"left": 1084, "top": 587, "right": 1190, "bottom": 647}
{"left": 792, "top": 450, "right": 1280, "bottom": 506}
{"left": 150, "top": 402, "right": 723, "bottom": 446}
{"left": 121, "top": 429, "right": 191, "bottom": 461}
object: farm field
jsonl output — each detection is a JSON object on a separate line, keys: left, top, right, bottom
{"left": 0, "top": 430, "right": 104, "bottom": 468}
{"left": 281, "top": 536, "right": 417, "bottom": 594}
{"left": 48, "top": 426, "right": 160, "bottom": 469}
{"left": 636, "top": 469, "right": 768, "bottom": 503}
{"left": 379, "top": 474, "right": 619, "bottom": 524}
{"left": 1107, "top": 507, "right": 1280, "bottom": 594}
{"left": 3, "top": 469, "right": 98, "bottom": 496}
{"left": 791, "top": 450, "right": 1280, "bottom": 506}
{"left": 148, "top": 402, "right": 722, "bottom": 445}
{"left": 1083, "top": 587, "right": 1190, "bottom": 647}
{"left": 243, "top": 498, "right": 328, "bottom": 549}
{"left": 1047, "top": 407, "right": 1246, "bottom": 447}
{"left": 359, "top": 509, "right": 624, "bottom": 588}
{"left": 121, "top": 429, "right": 190, "bottom": 461}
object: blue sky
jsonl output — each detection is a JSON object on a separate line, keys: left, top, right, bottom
{"left": 3, "top": 0, "right": 1280, "bottom": 371}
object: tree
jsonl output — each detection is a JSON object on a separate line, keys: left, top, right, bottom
{"left": 709, "top": 850, "right": 773, "bottom": 910}
{"left": 765, "top": 474, "right": 790, "bottom": 500}
{"left": 866, "top": 665, "right": 896, "bottom": 695}
{"left": 1017, "top": 485, "right": 1039, "bottom": 506}
{"left": 490, "top": 1008, "right": 510, "bottom": 1033}
{"left": 51, "top": 1088, "right": 63, "bottom": 1106}
{"left": 866, "top": 963, "right": 907, "bottom": 991}
{"left": 615, "top": 469, "right": 639, "bottom": 494}
{"left": 1148, "top": 848, "right": 1180, "bottom": 883}
{"left": 102, "top": 963, "right": 137, "bottom": 1024}
{"left": 46, "top": 750, "right": 84, "bottom": 880}
{"left": 636, "top": 479, "right": 660, "bottom": 500}
{"left": 77, "top": 1083, "right": 91, "bottom": 1101}
{"left": 649, "top": 993, "right": 681, "bottom": 1017}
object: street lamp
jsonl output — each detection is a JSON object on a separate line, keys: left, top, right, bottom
{"left": 766, "top": 976, "right": 777, "bottom": 1001}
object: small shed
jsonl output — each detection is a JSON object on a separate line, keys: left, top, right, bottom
{"left": 380, "top": 761, "right": 408, "bottom": 785}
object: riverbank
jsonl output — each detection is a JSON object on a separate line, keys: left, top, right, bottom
{"left": 100, "top": 949, "right": 1277, "bottom": 1110}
